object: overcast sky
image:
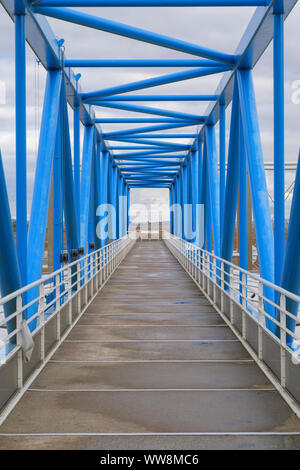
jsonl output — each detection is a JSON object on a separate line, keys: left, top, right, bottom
{"left": 0, "top": 3, "right": 299, "bottom": 222}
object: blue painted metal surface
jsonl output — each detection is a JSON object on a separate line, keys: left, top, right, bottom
{"left": 74, "top": 103, "right": 81, "bottom": 226}
{"left": 273, "top": 6, "right": 285, "bottom": 287}
{"left": 53, "top": 110, "right": 62, "bottom": 272}
{"left": 205, "top": 124, "right": 220, "bottom": 256}
{"left": 219, "top": 99, "right": 226, "bottom": 233}
{"left": 61, "top": 83, "right": 80, "bottom": 256}
{"left": 0, "top": 0, "right": 298, "bottom": 344}
{"left": 220, "top": 80, "right": 240, "bottom": 265}
{"left": 15, "top": 10, "right": 27, "bottom": 286}
{"left": 34, "top": 7, "right": 235, "bottom": 65}
{"left": 0, "top": 150, "right": 22, "bottom": 335}
{"left": 80, "top": 125, "right": 95, "bottom": 252}
{"left": 93, "top": 94, "right": 219, "bottom": 101}
{"left": 279, "top": 152, "right": 300, "bottom": 342}
{"left": 27, "top": 70, "right": 62, "bottom": 284}
{"left": 237, "top": 69, "right": 274, "bottom": 286}
{"left": 32, "top": 0, "right": 270, "bottom": 6}
{"left": 84, "top": 68, "right": 229, "bottom": 101}
{"left": 99, "top": 149, "right": 109, "bottom": 246}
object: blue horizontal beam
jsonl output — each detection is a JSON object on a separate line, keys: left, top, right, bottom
{"left": 120, "top": 166, "right": 179, "bottom": 171}
{"left": 107, "top": 134, "right": 196, "bottom": 139}
{"left": 93, "top": 94, "right": 219, "bottom": 101}
{"left": 122, "top": 171, "right": 177, "bottom": 176}
{"left": 115, "top": 157, "right": 184, "bottom": 162}
{"left": 115, "top": 158, "right": 183, "bottom": 164}
{"left": 113, "top": 148, "right": 182, "bottom": 157}
{"left": 127, "top": 180, "right": 173, "bottom": 183}
{"left": 109, "top": 146, "right": 188, "bottom": 150}
{"left": 129, "top": 184, "right": 170, "bottom": 187}
{"left": 64, "top": 59, "right": 226, "bottom": 68}
{"left": 106, "top": 137, "right": 190, "bottom": 147}
{"left": 93, "top": 101, "right": 204, "bottom": 121}
{"left": 83, "top": 66, "right": 230, "bottom": 101}
{"left": 95, "top": 118, "right": 197, "bottom": 124}
{"left": 103, "top": 122, "right": 197, "bottom": 138}
{"left": 34, "top": 7, "right": 235, "bottom": 65}
{"left": 33, "top": 1, "right": 269, "bottom": 6}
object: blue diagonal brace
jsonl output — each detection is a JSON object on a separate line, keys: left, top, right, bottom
{"left": 205, "top": 124, "right": 220, "bottom": 256}
{"left": 92, "top": 101, "right": 206, "bottom": 122}
{"left": 61, "top": 81, "right": 80, "bottom": 255}
{"left": 27, "top": 70, "right": 62, "bottom": 285}
{"left": 0, "top": 149, "right": 22, "bottom": 336}
{"left": 80, "top": 125, "right": 95, "bottom": 252}
{"left": 34, "top": 7, "right": 235, "bottom": 65}
{"left": 237, "top": 68, "right": 275, "bottom": 328}
{"left": 83, "top": 67, "right": 229, "bottom": 101}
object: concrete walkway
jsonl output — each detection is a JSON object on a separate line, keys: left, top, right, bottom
{"left": 0, "top": 241, "right": 300, "bottom": 449}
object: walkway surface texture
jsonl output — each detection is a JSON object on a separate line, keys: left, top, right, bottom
{"left": 0, "top": 241, "right": 300, "bottom": 450}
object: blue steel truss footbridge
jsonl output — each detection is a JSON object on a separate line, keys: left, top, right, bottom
{"left": 0, "top": 0, "right": 300, "bottom": 450}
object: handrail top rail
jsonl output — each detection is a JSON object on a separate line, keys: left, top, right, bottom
{"left": 0, "top": 234, "right": 132, "bottom": 306}
{"left": 165, "top": 232, "right": 300, "bottom": 304}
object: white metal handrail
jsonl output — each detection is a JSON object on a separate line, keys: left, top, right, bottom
{"left": 0, "top": 234, "right": 135, "bottom": 365}
{"left": 164, "top": 232, "right": 300, "bottom": 413}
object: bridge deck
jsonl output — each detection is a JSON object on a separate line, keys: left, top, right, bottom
{"left": 0, "top": 241, "right": 300, "bottom": 450}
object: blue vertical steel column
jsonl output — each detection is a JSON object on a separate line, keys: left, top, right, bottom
{"left": 123, "top": 182, "right": 128, "bottom": 235}
{"left": 219, "top": 97, "right": 226, "bottom": 234}
{"left": 127, "top": 186, "right": 130, "bottom": 233}
{"left": 205, "top": 124, "right": 220, "bottom": 256}
{"left": 15, "top": 5, "right": 27, "bottom": 285}
{"left": 200, "top": 140, "right": 209, "bottom": 250}
{"left": 273, "top": 2, "right": 285, "bottom": 286}
{"left": 169, "top": 184, "right": 174, "bottom": 234}
{"left": 238, "top": 111, "right": 247, "bottom": 300}
{"left": 115, "top": 169, "right": 120, "bottom": 239}
{"left": 122, "top": 179, "right": 126, "bottom": 237}
{"left": 106, "top": 159, "right": 111, "bottom": 240}
{"left": 110, "top": 164, "right": 118, "bottom": 240}
{"left": 80, "top": 125, "right": 94, "bottom": 252}
{"left": 197, "top": 137, "right": 204, "bottom": 248}
{"left": 237, "top": 69, "right": 275, "bottom": 329}
{"left": 0, "top": 150, "right": 22, "bottom": 335}
{"left": 62, "top": 82, "right": 80, "bottom": 257}
{"left": 190, "top": 149, "right": 197, "bottom": 244}
{"left": 27, "top": 70, "right": 62, "bottom": 329}
{"left": 179, "top": 170, "right": 184, "bottom": 239}
{"left": 27, "top": 70, "right": 62, "bottom": 282}
{"left": 95, "top": 139, "right": 102, "bottom": 248}
{"left": 53, "top": 110, "right": 62, "bottom": 271}
{"left": 88, "top": 143, "right": 96, "bottom": 250}
{"left": 239, "top": 110, "right": 247, "bottom": 271}
{"left": 175, "top": 175, "right": 181, "bottom": 237}
{"left": 172, "top": 179, "right": 176, "bottom": 235}
{"left": 74, "top": 103, "right": 81, "bottom": 225}
{"left": 221, "top": 79, "right": 240, "bottom": 264}
{"left": 205, "top": 154, "right": 212, "bottom": 254}
{"left": 182, "top": 163, "right": 189, "bottom": 240}
{"left": 100, "top": 148, "right": 109, "bottom": 246}
{"left": 118, "top": 174, "right": 124, "bottom": 237}
{"left": 279, "top": 151, "right": 300, "bottom": 341}
{"left": 237, "top": 69, "right": 274, "bottom": 281}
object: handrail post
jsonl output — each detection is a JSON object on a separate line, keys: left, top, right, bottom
{"left": 16, "top": 294, "right": 23, "bottom": 390}
{"left": 213, "top": 256, "right": 217, "bottom": 304}
{"left": 221, "top": 260, "right": 224, "bottom": 313}
{"left": 39, "top": 282, "right": 46, "bottom": 361}
{"left": 242, "top": 272, "right": 247, "bottom": 339}
{"left": 258, "top": 281, "right": 263, "bottom": 360}
{"left": 280, "top": 293, "right": 287, "bottom": 388}
{"left": 56, "top": 273, "right": 61, "bottom": 341}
